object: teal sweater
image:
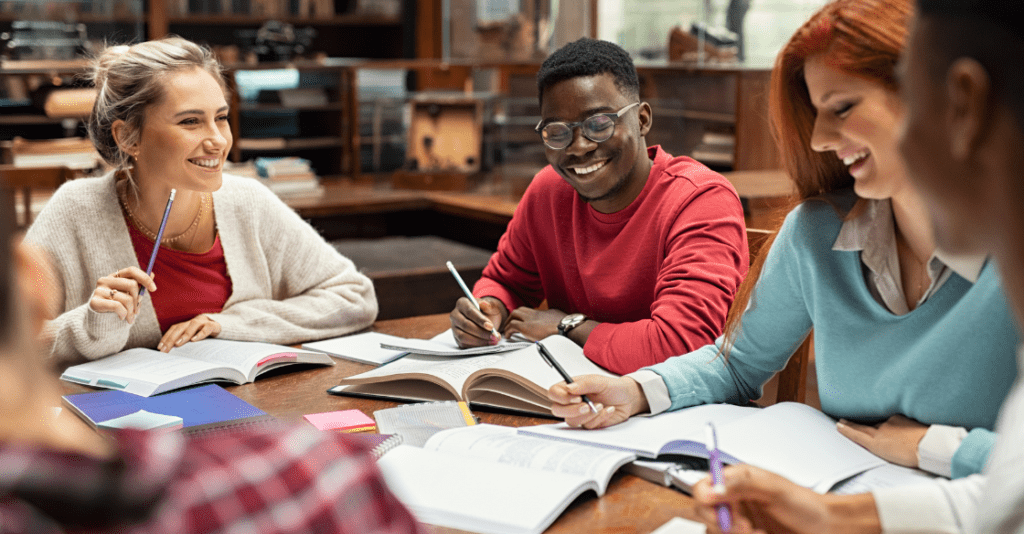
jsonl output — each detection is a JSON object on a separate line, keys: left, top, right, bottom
{"left": 647, "top": 193, "right": 1019, "bottom": 478}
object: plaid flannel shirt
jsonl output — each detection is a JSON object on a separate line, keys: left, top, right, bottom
{"left": 0, "top": 424, "right": 423, "bottom": 534}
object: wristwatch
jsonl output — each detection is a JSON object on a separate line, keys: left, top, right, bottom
{"left": 558, "top": 313, "right": 587, "bottom": 337}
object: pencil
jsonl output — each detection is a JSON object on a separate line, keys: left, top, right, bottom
{"left": 446, "top": 260, "right": 502, "bottom": 339}
{"left": 139, "top": 189, "right": 175, "bottom": 298}
{"left": 536, "top": 342, "right": 598, "bottom": 414}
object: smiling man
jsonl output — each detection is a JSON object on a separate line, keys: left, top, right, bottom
{"left": 449, "top": 38, "right": 748, "bottom": 374}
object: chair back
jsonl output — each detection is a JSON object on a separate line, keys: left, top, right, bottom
{"left": 745, "top": 227, "right": 811, "bottom": 404}
{"left": 0, "top": 164, "right": 70, "bottom": 227}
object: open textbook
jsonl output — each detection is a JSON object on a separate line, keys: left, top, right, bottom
{"left": 328, "top": 335, "right": 616, "bottom": 417}
{"left": 60, "top": 339, "right": 334, "bottom": 397}
{"left": 377, "top": 424, "right": 635, "bottom": 534}
{"left": 518, "top": 402, "right": 897, "bottom": 493}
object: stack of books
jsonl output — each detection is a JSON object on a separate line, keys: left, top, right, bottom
{"left": 689, "top": 131, "right": 735, "bottom": 168}
{"left": 225, "top": 157, "right": 323, "bottom": 196}
{"left": 11, "top": 136, "right": 102, "bottom": 171}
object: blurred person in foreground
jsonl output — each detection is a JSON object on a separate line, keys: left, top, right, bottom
{"left": 0, "top": 187, "right": 421, "bottom": 532}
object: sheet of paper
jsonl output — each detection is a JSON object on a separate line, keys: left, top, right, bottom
{"left": 97, "top": 409, "right": 184, "bottom": 431}
{"left": 829, "top": 463, "right": 937, "bottom": 494}
{"left": 380, "top": 329, "right": 531, "bottom": 356}
{"left": 303, "top": 332, "right": 408, "bottom": 365}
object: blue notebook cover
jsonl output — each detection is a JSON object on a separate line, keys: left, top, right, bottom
{"left": 62, "top": 384, "right": 272, "bottom": 434}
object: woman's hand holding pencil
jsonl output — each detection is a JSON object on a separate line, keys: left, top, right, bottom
{"left": 89, "top": 267, "right": 157, "bottom": 324}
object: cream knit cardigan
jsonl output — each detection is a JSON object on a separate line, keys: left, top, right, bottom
{"left": 25, "top": 171, "right": 378, "bottom": 365}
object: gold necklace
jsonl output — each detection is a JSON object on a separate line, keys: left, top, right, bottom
{"left": 121, "top": 186, "right": 206, "bottom": 246}
{"left": 898, "top": 236, "right": 929, "bottom": 302}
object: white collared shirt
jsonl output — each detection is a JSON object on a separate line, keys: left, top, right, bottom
{"left": 832, "top": 198, "right": 986, "bottom": 315}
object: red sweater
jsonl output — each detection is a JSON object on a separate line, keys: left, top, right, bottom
{"left": 474, "top": 146, "right": 748, "bottom": 374}
{"left": 127, "top": 221, "right": 232, "bottom": 333}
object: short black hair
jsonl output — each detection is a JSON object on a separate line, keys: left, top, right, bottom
{"left": 0, "top": 187, "right": 14, "bottom": 345}
{"left": 916, "top": 0, "right": 1024, "bottom": 131}
{"left": 536, "top": 38, "right": 640, "bottom": 106}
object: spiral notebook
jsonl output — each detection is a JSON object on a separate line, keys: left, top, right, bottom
{"left": 344, "top": 433, "right": 404, "bottom": 459}
{"left": 62, "top": 384, "right": 276, "bottom": 435}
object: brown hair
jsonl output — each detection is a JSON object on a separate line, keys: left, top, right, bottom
{"left": 721, "top": 0, "right": 912, "bottom": 356}
{"left": 87, "top": 36, "right": 227, "bottom": 175}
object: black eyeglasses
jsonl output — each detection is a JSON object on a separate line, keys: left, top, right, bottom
{"left": 535, "top": 102, "right": 640, "bottom": 150}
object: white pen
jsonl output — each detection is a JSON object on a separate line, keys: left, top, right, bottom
{"left": 446, "top": 260, "right": 502, "bottom": 340}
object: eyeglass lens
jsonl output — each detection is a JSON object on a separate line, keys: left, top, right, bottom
{"left": 542, "top": 114, "right": 616, "bottom": 149}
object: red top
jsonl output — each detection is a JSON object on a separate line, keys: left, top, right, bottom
{"left": 126, "top": 219, "right": 232, "bottom": 332}
{"left": 473, "top": 146, "right": 748, "bottom": 374}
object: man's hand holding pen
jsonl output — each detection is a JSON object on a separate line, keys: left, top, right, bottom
{"left": 451, "top": 296, "right": 508, "bottom": 347}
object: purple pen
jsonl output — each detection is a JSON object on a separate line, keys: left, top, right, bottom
{"left": 706, "top": 422, "right": 733, "bottom": 533}
{"left": 139, "top": 189, "right": 175, "bottom": 298}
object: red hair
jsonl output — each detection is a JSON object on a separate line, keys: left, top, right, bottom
{"left": 721, "top": 0, "right": 912, "bottom": 357}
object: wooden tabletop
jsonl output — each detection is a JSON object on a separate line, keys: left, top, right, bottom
{"left": 282, "top": 179, "right": 520, "bottom": 224}
{"left": 59, "top": 313, "right": 701, "bottom": 534}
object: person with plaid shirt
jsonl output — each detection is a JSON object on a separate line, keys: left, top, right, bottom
{"left": 0, "top": 189, "right": 422, "bottom": 533}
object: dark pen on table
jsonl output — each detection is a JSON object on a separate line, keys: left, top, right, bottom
{"left": 536, "top": 341, "right": 598, "bottom": 414}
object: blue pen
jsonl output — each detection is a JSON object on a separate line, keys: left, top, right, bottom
{"left": 446, "top": 260, "right": 501, "bottom": 340}
{"left": 139, "top": 189, "right": 175, "bottom": 298}
{"left": 706, "top": 422, "right": 733, "bottom": 533}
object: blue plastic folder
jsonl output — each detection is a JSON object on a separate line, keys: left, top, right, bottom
{"left": 62, "top": 384, "right": 273, "bottom": 435}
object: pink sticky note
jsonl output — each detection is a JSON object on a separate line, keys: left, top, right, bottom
{"left": 303, "top": 409, "right": 376, "bottom": 431}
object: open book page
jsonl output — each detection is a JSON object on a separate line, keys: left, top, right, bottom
{"left": 424, "top": 424, "right": 636, "bottom": 495}
{"left": 461, "top": 335, "right": 617, "bottom": 414}
{"left": 60, "top": 339, "right": 332, "bottom": 397}
{"left": 379, "top": 329, "right": 532, "bottom": 356}
{"left": 715, "top": 402, "right": 887, "bottom": 493}
{"left": 378, "top": 444, "right": 603, "bottom": 534}
{"left": 518, "top": 403, "right": 757, "bottom": 458}
{"left": 169, "top": 339, "right": 332, "bottom": 380}
{"left": 336, "top": 353, "right": 507, "bottom": 401}
{"left": 60, "top": 348, "right": 241, "bottom": 397}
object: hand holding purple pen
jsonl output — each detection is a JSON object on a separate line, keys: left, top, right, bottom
{"left": 706, "top": 422, "right": 733, "bottom": 533}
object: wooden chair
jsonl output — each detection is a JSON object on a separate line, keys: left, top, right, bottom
{"left": 0, "top": 164, "right": 71, "bottom": 227}
{"left": 746, "top": 227, "right": 812, "bottom": 404}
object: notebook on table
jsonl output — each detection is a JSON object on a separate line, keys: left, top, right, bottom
{"left": 62, "top": 384, "right": 275, "bottom": 435}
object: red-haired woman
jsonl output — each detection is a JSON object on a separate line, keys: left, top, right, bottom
{"left": 547, "top": 0, "right": 1017, "bottom": 484}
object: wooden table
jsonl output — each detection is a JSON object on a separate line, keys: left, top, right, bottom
{"left": 60, "top": 313, "right": 702, "bottom": 534}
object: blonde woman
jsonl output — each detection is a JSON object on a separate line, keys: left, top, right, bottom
{"left": 26, "top": 37, "right": 377, "bottom": 363}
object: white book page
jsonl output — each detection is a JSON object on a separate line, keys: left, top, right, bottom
{"left": 171, "top": 339, "right": 323, "bottom": 380}
{"left": 466, "top": 335, "right": 617, "bottom": 395}
{"left": 378, "top": 445, "right": 593, "bottom": 534}
{"left": 424, "top": 424, "right": 635, "bottom": 495}
{"left": 342, "top": 353, "right": 506, "bottom": 395}
{"left": 303, "top": 332, "right": 408, "bottom": 365}
{"left": 717, "top": 402, "right": 887, "bottom": 492}
{"left": 518, "top": 403, "right": 757, "bottom": 458}
{"left": 60, "top": 348, "right": 227, "bottom": 396}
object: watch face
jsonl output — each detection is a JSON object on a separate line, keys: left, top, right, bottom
{"left": 561, "top": 313, "right": 585, "bottom": 328}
